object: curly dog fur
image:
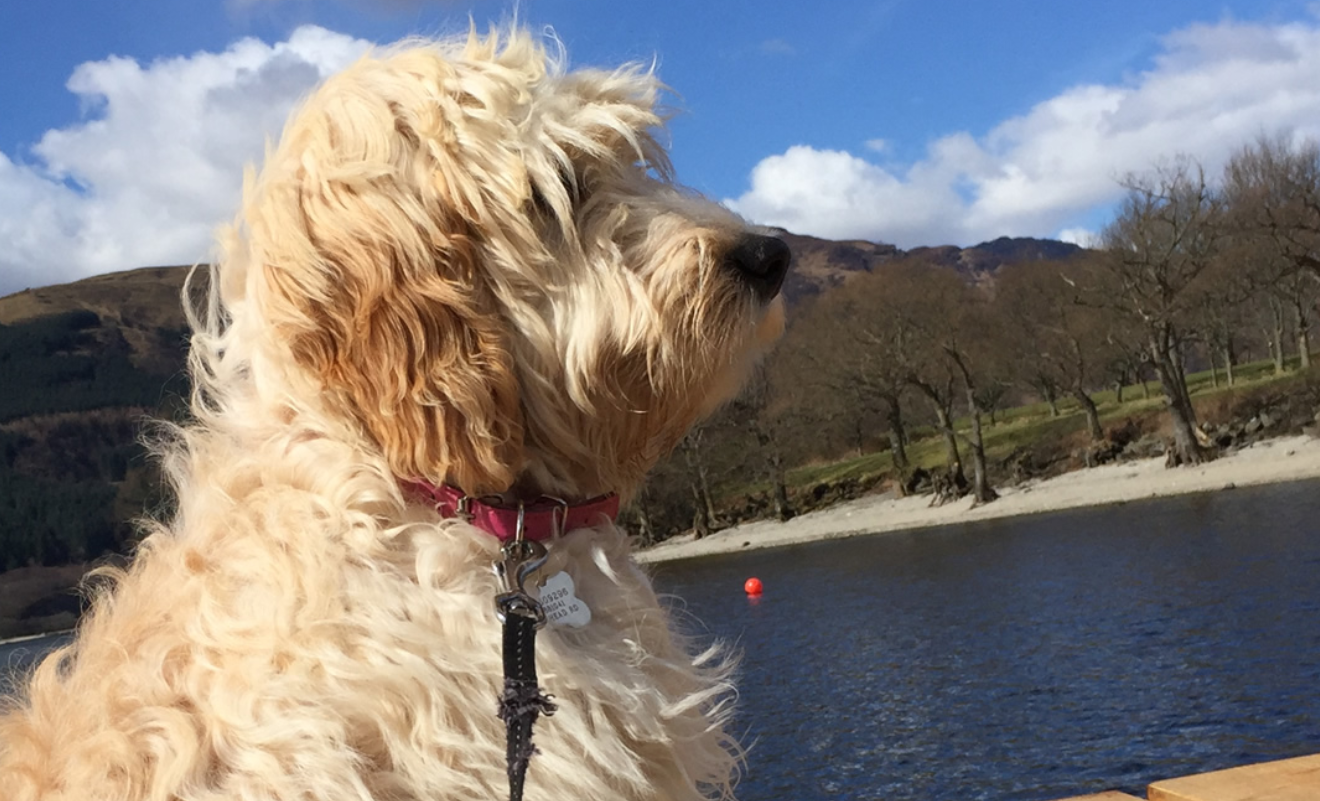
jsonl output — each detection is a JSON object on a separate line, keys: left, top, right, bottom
{"left": 0, "top": 27, "right": 788, "bottom": 801}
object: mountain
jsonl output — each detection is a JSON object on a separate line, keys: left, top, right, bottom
{"left": 906, "top": 236, "right": 1085, "bottom": 284}
{"left": 0, "top": 265, "right": 192, "bottom": 375}
{"left": 0, "top": 267, "right": 194, "bottom": 581}
{"left": 770, "top": 229, "right": 902, "bottom": 302}
{"left": 775, "top": 231, "right": 1086, "bottom": 301}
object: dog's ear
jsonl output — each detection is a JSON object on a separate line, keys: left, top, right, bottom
{"left": 236, "top": 49, "right": 540, "bottom": 495}
{"left": 253, "top": 175, "right": 525, "bottom": 496}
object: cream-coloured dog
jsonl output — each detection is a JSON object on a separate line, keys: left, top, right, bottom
{"left": 0, "top": 28, "right": 789, "bottom": 801}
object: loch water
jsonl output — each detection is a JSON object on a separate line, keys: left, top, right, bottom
{"left": 0, "top": 632, "right": 71, "bottom": 696}
{"left": 653, "top": 479, "right": 1320, "bottom": 800}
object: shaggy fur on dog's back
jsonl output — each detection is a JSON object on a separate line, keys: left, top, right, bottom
{"left": 0, "top": 28, "right": 788, "bottom": 801}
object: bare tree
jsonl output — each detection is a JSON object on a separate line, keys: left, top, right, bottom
{"left": 877, "top": 262, "right": 969, "bottom": 492}
{"left": 879, "top": 260, "right": 999, "bottom": 503}
{"left": 730, "top": 362, "right": 796, "bottom": 522}
{"left": 678, "top": 426, "right": 720, "bottom": 538}
{"left": 1093, "top": 158, "right": 1225, "bottom": 465}
{"left": 995, "top": 258, "right": 1120, "bottom": 442}
{"left": 1188, "top": 235, "right": 1260, "bottom": 387}
{"left": 942, "top": 346, "right": 999, "bottom": 505}
{"left": 1224, "top": 133, "right": 1320, "bottom": 370}
{"left": 1225, "top": 133, "right": 1320, "bottom": 279}
{"left": 786, "top": 271, "right": 917, "bottom": 483}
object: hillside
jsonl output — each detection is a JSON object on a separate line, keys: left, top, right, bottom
{"left": 771, "top": 229, "right": 901, "bottom": 301}
{"left": 0, "top": 265, "right": 190, "bottom": 325}
{"left": 0, "top": 267, "right": 194, "bottom": 592}
{"left": 906, "top": 237, "right": 1084, "bottom": 285}
{"left": 0, "top": 265, "right": 192, "bottom": 375}
{"left": 775, "top": 231, "right": 1084, "bottom": 302}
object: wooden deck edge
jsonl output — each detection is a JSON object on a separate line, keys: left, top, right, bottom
{"left": 1146, "top": 753, "right": 1320, "bottom": 801}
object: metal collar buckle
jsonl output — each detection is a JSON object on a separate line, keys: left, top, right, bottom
{"left": 539, "top": 495, "right": 569, "bottom": 540}
{"left": 493, "top": 500, "right": 551, "bottom": 628}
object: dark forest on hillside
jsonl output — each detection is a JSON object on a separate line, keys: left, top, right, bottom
{"left": 0, "top": 310, "right": 186, "bottom": 570}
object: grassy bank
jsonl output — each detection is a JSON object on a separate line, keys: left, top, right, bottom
{"left": 718, "top": 356, "right": 1319, "bottom": 519}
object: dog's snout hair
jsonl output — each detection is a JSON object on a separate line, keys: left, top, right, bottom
{"left": 0, "top": 26, "right": 788, "bottom": 801}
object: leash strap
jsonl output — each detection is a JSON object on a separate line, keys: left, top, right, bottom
{"left": 405, "top": 482, "right": 612, "bottom": 800}
{"left": 493, "top": 531, "right": 555, "bottom": 801}
{"left": 497, "top": 613, "right": 557, "bottom": 801}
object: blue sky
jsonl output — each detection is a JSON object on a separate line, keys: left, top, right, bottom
{"left": 3, "top": 0, "right": 1320, "bottom": 294}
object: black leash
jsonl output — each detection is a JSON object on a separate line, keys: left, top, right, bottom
{"left": 493, "top": 526, "right": 555, "bottom": 801}
{"left": 497, "top": 612, "right": 557, "bottom": 801}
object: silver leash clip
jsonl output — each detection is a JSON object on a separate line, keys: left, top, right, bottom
{"left": 493, "top": 502, "right": 549, "bottom": 627}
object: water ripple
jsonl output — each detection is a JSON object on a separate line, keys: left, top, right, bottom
{"left": 655, "top": 479, "right": 1320, "bottom": 801}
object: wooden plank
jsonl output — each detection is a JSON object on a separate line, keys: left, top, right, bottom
{"left": 1050, "top": 792, "right": 1144, "bottom": 800}
{"left": 1148, "top": 754, "right": 1320, "bottom": 801}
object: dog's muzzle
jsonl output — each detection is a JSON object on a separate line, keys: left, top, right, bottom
{"left": 725, "top": 233, "right": 792, "bottom": 302}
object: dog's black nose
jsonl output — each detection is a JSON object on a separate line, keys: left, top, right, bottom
{"left": 725, "top": 234, "right": 791, "bottom": 302}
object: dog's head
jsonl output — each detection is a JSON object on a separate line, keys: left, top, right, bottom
{"left": 220, "top": 29, "right": 789, "bottom": 502}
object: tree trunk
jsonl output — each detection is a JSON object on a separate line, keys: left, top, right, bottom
{"left": 884, "top": 394, "right": 909, "bottom": 473}
{"left": 633, "top": 495, "right": 655, "bottom": 546}
{"left": 690, "top": 502, "right": 710, "bottom": 540}
{"left": 699, "top": 469, "right": 718, "bottom": 528}
{"left": 1223, "top": 341, "right": 1236, "bottom": 387}
{"left": 1043, "top": 382, "right": 1060, "bottom": 416}
{"left": 681, "top": 433, "right": 718, "bottom": 537}
{"left": 931, "top": 402, "right": 964, "bottom": 484}
{"left": 1073, "top": 387, "right": 1104, "bottom": 442}
{"left": 749, "top": 420, "right": 795, "bottom": 522}
{"left": 887, "top": 428, "right": 908, "bottom": 472}
{"left": 1296, "top": 298, "right": 1312, "bottom": 369}
{"left": 1149, "top": 327, "right": 1210, "bottom": 466}
{"left": 947, "top": 349, "right": 998, "bottom": 505}
{"left": 1172, "top": 339, "right": 1188, "bottom": 382}
{"left": 1113, "top": 379, "right": 1125, "bottom": 404}
{"left": 768, "top": 451, "right": 795, "bottom": 522}
{"left": 1208, "top": 352, "right": 1219, "bottom": 389}
{"left": 962, "top": 401, "right": 997, "bottom": 505}
{"left": 1270, "top": 299, "right": 1287, "bottom": 375}
{"left": 912, "top": 374, "right": 967, "bottom": 495}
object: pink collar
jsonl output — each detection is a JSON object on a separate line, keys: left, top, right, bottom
{"left": 404, "top": 479, "right": 620, "bottom": 542}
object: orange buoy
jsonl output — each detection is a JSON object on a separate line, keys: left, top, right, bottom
{"left": 744, "top": 577, "right": 763, "bottom": 596}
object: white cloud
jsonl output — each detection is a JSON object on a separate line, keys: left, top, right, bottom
{"left": 758, "top": 38, "right": 797, "bottom": 57}
{"left": 0, "top": 26, "right": 369, "bottom": 295}
{"left": 727, "top": 17, "right": 1320, "bottom": 248}
{"left": 9, "top": 16, "right": 1320, "bottom": 296}
{"left": 1056, "top": 227, "right": 1099, "bottom": 248}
